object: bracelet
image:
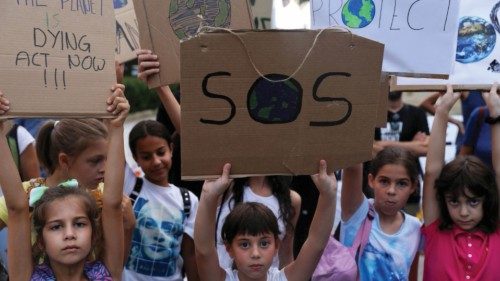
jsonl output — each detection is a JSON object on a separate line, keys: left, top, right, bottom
{"left": 485, "top": 115, "right": 500, "bottom": 124}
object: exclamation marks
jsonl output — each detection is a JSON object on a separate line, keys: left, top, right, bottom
{"left": 43, "top": 68, "right": 66, "bottom": 90}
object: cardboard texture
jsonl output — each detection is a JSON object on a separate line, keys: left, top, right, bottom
{"left": 181, "top": 29, "right": 384, "bottom": 179}
{"left": 133, "top": 0, "right": 253, "bottom": 88}
{"left": 249, "top": 0, "right": 272, "bottom": 29}
{"left": 0, "top": 1, "right": 116, "bottom": 118}
{"left": 115, "top": 0, "right": 140, "bottom": 63}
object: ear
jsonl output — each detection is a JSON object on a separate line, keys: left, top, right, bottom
{"left": 225, "top": 243, "right": 235, "bottom": 259}
{"left": 169, "top": 142, "right": 174, "bottom": 153}
{"left": 58, "top": 152, "right": 71, "bottom": 170}
{"left": 367, "top": 173, "right": 375, "bottom": 190}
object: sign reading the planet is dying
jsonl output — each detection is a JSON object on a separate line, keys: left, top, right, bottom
{"left": 310, "top": 0, "right": 460, "bottom": 76}
{"left": 395, "top": 0, "right": 500, "bottom": 91}
{"left": 180, "top": 30, "right": 384, "bottom": 179}
{"left": 114, "top": 0, "right": 140, "bottom": 63}
{"left": 133, "top": 0, "right": 253, "bottom": 88}
{"left": 0, "top": 0, "right": 116, "bottom": 118}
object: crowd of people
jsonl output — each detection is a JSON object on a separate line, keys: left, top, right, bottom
{"left": 0, "top": 49, "right": 498, "bottom": 281}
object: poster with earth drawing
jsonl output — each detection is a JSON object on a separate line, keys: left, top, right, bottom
{"left": 133, "top": 0, "right": 253, "bottom": 87}
{"left": 395, "top": 0, "right": 500, "bottom": 91}
{"left": 310, "top": 0, "right": 460, "bottom": 76}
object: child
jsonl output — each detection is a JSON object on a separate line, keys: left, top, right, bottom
{"left": 0, "top": 85, "right": 129, "bottom": 280}
{"left": 195, "top": 160, "right": 337, "bottom": 281}
{"left": 215, "top": 176, "right": 301, "bottom": 269}
{"left": 422, "top": 84, "right": 500, "bottom": 280}
{"left": 123, "top": 120, "right": 199, "bottom": 281}
{"left": 340, "top": 147, "right": 422, "bottom": 280}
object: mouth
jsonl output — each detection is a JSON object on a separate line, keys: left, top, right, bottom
{"left": 385, "top": 201, "right": 398, "bottom": 206}
{"left": 249, "top": 264, "right": 263, "bottom": 271}
{"left": 62, "top": 245, "right": 80, "bottom": 251}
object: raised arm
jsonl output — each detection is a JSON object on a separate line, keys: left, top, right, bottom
{"left": 101, "top": 84, "right": 129, "bottom": 279}
{"left": 482, "top": 83, "right": 500, "bottom": 202}
{"left": 420, "top": 92, "right": 464, "bottom": 134}
{"left": 0, "top": 92, "right": 33, "bottom": 280}
{"left": 137, "top": 49, "right": 181, "bottom": 133}
{"left": 341, "top": 163, "right": 365, "bottom": 221}
{"left": 285, "top": 160, "right": 337, "bottom": 281}
{"left": 423, "top": 85, "right": 461, "bottom": 226}
{"left": 194, "top": 163, "right": 232, "bottom": 281}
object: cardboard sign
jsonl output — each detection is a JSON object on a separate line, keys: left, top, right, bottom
{"left": 115, "top": 0, "right": 140, "bottom": 63}
{"left": 0, "top": 1, "right": 116, "bottom": 118}
{"left": 310, "top": 0, "right": 460, "bottom": 76}
{"left": 133, "top": 0, "right": 253, "bottom": 88}
{"left": 395, "top": 0, "right": 500, "bottom": 91}
{"left": 181, "top": 30, "right": 384, "bottom": 179}
{"left": 250, "top": 0, "right": 272, "bottom": 30}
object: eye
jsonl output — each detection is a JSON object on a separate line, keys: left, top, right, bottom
{"left": 468, "top": 198, "right": 481, "bottom": 207}
{"left": 49, "top": 224, "right": 62, "bottom": 231}
{"left": 239, "top": 241, "right": 250, "bottom": 249}
{"left": 378, "top": 178, "right": 389, "bottom": 186}
{"left": 446, "top": 198, "right": 459, "bottom": 206}
{"left": 260, "top": 240, "right": 270, "bottom": 248}
{"left": 396, "top": 180, "right": 410, "bottom": 188}
{"left": 157, "top": 148, "right": 167, "bottom": 157}
{"left": 75, "top": 221, "right": 88, "bottom": 228}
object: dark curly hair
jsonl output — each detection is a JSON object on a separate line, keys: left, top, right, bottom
{"left": 435, "top": 155, "right": 498, "bottom": 233}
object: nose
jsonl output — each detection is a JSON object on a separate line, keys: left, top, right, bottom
{"left": 64, "top": 226, "right": 76, "bottom": 240}
{"left": 152, "top": 154, "right": 162, "bottom": 165}
{"left": 250, "top": 245, "right": 261, "bottom": 259}
{"left": 387, "top": 184, "right": 396, "bottom": 195}
{"left": 459, "top": 204, "right": 469, "bottom": 217}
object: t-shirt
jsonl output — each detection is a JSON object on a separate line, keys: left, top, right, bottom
{"left": 122, "top": 172, "right": 199, "bottom": 281}
{"left": 375, "top": 104, "right": 429, "bottom": 142}
{"left": 340, "top": 197, "right": 421, "bottom": 281}
{"left": 224, "top": 267, "right": 287, "bottom": 281}
{"left": 422, "top": 220, "right": 500, "bottom": 281}
{"left": 463, "top": 107, "right": 492, "bottom": 169}
{"left": 216, "top": 185, "right": 286, "bottom": 270}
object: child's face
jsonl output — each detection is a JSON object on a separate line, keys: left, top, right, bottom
{"left": 226, "top": 232, "right": 278, "bottom": 280}
{"left": 134, "top": 135, "right": 173, "bottom": 186}
{"left": 67, "top": 138, "right": 107, "bottom": 190}
{"left": 445, "top": 188, "right": 484, "bottom": 231}
{"left": 369, "top": 164, "right": 416, "bottom": 216}
{"left": 41, "top": 196, "right": 92, "bottom": 268}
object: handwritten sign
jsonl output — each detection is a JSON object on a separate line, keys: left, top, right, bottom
{"left": 395, "top": 0, "right": 500, "bottom": 91}
{"left": 133, "top": 0, "right": 253, "bottom": 88}
{"left": 310, "top": 0, "right": 460, "bottom": 76}
{"left": 0, "top": 0, "right": 116, "bottom": 117}
{"left": 250, "top": 0, "right": 272, "bottom": 30}
{"left": 115, "top": 0, "right": 140, "bottom": 63}
{"left": 180, "top": 30, "right": 384, "bottom": 179}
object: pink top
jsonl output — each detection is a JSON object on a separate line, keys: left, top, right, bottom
{"left": 422, "top": 220, "right": 500, "bottom": 281}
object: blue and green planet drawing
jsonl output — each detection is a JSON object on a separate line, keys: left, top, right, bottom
{"left": 456, "top": 16, "right": 496, "bottom": 64}
{"left": 341, "top": 0, "right": 375, "bottom": 28}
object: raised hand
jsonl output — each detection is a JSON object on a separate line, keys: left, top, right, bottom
{"left": 136, "top": 49, "right": 160, "bottom": 83}
{"left": 310, "top": 160, "right": 337, "bottom": 198}
{"left": 106, "top": 84, "right": 130, "bottom": 128}
{"left": 0, "top": 91, "right": 10, "bottom": 115}
{"left": 434, "top": 84, "right": 461, "bottom": 114}
{"left": 202, "top": 163, "right": 232, "bottom": 197}
{"left": 483, "top": 82, "right": 500, "bottom": 118}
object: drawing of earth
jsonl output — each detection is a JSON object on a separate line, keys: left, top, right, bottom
{"left": 456, "top": 16, "right": 496, "bottom": 64}
{"left": 247, "top": 74, "right": 302, "bottom": 124}
{"left": 341, "top": 0, "right": 375, "bottom": 28}
{"left": 169, "top": 0, "right": 231, "bottom": 40}
{"left": 113, "top": 0, "right": 127, "bottom": 9}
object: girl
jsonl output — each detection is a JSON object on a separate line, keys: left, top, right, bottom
{"left": 422, "top": 84, "right": 500, "bottom": 280}
{"left": 340, "top": 147, "right": 422, "bottom": 280}
{"left": 136, "top": 49, "right": 302, "bottom": 269}
{"left": 0, "top": 86, "right": 129, "bottom": 280}
{"left": 215, "top": 177, "right": 301, "bottom": 269}
{"left": 195, "top": 160, "right": 336, "bottom": 281}
{"left": 123, "top": 120, "right": 199, "bottom": 281}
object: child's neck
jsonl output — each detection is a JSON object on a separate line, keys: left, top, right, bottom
{"left": 50, "top": 260, "right": 88, "bottom": 281}
{"left": 377, "top": 208, "right": 405, "bottom": 235}
{"left": 248, "top": 177, "right": 272, "bottom": 196}
{"left": 237, "top": 270, "right": 267, "bottom": 281}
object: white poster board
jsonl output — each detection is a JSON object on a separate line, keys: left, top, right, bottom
{"left": 310, "top": 0, "right": 460, "bottom": 76}
{"left": 115, "top": 0, "right": 140, "bottom": 63}
{"left": 250, "top": 0, "right": 272, "bottom": 29}
{"left": 396, "top": 0, "right": 500, "bottom": 91}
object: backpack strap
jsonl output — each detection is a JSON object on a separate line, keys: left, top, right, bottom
{"left": 179, "top": 187, "right": 191, "bottom": 219}
{"left": 351, "top": 203, "right": 375, "bottom": 261}
{"left": 129, "top": 177, "right": 143, "bottom": 206}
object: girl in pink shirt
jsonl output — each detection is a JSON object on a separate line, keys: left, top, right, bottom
{"left": 422, "top": 84, "right": 500, "bottom": 281}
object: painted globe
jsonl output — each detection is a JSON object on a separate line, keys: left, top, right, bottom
{"left": 456, "top": 16, "right": 496, "bottom": 64}
{"left": 169, "top": 0, "right": 231, "bottom": 40}
{"left": 341, "top": 0, "right": 375, "bottom": 28}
